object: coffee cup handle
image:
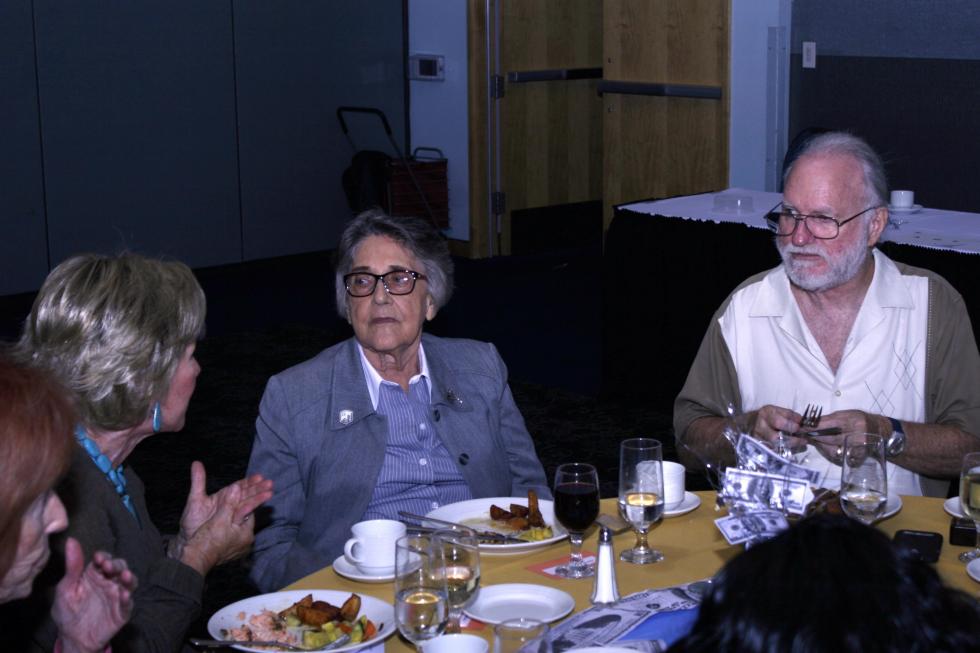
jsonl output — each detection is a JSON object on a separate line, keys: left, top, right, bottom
{"left": 343, "top": 538, "right": 362, "bottom": 564}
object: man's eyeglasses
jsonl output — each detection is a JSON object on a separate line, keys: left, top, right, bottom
{"left": 344, "top": 270, "right": 427, "bottom": 297}
{"left": 765, "top": 203, "right": 880, "bottom": 239}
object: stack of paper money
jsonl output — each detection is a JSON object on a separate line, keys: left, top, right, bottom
{"left": 713, "top": 434, "right": 823, "bottom": 546}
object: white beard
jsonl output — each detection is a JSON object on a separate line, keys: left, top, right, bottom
{"left": 777, "top": 237, "right": 870, "bottom": 292}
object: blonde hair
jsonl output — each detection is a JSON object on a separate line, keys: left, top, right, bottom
{"left": 17, "top": 253, "right": 205, "bottom": 430}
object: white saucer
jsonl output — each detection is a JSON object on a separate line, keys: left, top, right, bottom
{"left": 944, "top": 496, "right": 966, "bottom": 519}
{"left": 968, "top": 558, "right": 980, "bottom": 583}
{"left": 889, "top": 204, "right": 922, "bottom": 213}
{"left": 464, "top": 583, "right": 575, "bottom": 625}
{"left": 664, "top": 491, "right": 701, "bottom": 518}
{"left": 332, "top": 555, "right": 395, "bottom": 583}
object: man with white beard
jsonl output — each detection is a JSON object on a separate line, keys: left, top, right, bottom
{"left": 673, "top": 132, "right": 980, "bottom": 496}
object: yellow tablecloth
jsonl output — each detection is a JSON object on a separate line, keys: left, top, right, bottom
{"left": 285, "top": 492, "right": 977, "bottom": 651}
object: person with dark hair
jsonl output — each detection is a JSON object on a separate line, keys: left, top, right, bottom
{"left": 675, "top": 132, "right": 980, "bottom": 496}
{"left": 247, "top": 209, "right": 550, "bottom": 590}
{"left": 12, "top": 253, "right": 274, "bottom": 652}
{"left": 0, "top": 356, "right": 136, "bottom": 653}
{"left": 668, "top": 514, "right": 980, "bottom": 653}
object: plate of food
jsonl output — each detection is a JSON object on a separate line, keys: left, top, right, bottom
{"left": 804, "top": 488, "right": 902, "bottom": 521}
{"left": 207, "top": 589, "right": 394, "bottom": 652}
{"left": 425, "top": 492, "right": 567, "bottom": 555}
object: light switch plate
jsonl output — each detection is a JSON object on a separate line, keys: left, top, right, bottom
{"left": 802, "top": 41, "right": 816, "bottom": 69}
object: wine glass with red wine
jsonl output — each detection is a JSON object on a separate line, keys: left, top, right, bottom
{"left": 553, "top": 462, "right": 600, "bottom": 578}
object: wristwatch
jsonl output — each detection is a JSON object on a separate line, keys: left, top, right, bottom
{"left": 885, "top": 417, "right": 906, "bottom": 459}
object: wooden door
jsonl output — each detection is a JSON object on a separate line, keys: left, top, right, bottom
{"left": 467, "top": 0, "right": 602, "bottom": 257}
{"left": 602, "top": 0, "right": 730, "bottom": 229}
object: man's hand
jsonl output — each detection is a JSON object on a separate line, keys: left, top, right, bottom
{"left": 52, "top": 537, "right": 137, "bottom": 653}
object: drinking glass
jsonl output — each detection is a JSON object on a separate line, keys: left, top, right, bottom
{"left": 493, "top": 618, "right": 551, "bottom": 653}
{"left": 839, "top": 433, "right": 887, "bottom": 525}
{"left": 957, "top": 451, "right": 980, "bottom": 562}
{"left": 553, "top": 462, "right": 600, "bottom": 578}
{"left": 617, "top": 438, "right": 665, "bottom": 564}
{"left": 433, "top": 528, "right": 481, "bottom": 632}
{"left": 395, "top": 534, "right": 450, "bottom": 650}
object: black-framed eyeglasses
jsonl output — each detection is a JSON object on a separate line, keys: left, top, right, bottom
{"left": 344, "top": 269, "right": 428, "bottom": 297}
{"left": 765, "top": 202, "right": 880, "bottom": 239}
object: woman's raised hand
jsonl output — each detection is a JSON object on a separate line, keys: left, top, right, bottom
{"left": 52, "top": 537, "right": 137, "bottom": 653}
{"left": 173, "top": 461, "right": 274, "bottom": 575}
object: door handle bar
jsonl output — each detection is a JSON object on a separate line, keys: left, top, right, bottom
{"left": 597, "top": 80, "right": 722, "bottom": 99}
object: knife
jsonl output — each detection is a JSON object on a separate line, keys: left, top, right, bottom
{"left": 189, "top": 633, "right": 350, "bottom": 651}
{"left": 398, "top": 510, "right": 526, "bottom": 543}
{"left": 796, "top": 427, "right": 843, "bottom": 437}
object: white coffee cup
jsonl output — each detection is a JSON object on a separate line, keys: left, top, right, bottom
{"left": 663, "top": 461, "right": 686, "bottom": 510}
{"left": 422, "top": 633, "right": 489, "bottom": 653}
{"left": 343, "top": 519, "right": 406, "bottom": 574}
{"left": 890, "top": 189, "right": 914, "bottom": 208}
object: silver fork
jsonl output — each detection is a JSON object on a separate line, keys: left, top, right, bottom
{"left": 799, "top": 404, "right": 822, "bottom": 429}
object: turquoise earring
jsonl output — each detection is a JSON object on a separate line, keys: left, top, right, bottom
{"left": 152, "top": 401, "right": 162, "bottom": 433}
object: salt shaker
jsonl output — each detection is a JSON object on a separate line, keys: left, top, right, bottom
{"left": 590, "top": 526, "right": 620, "bottom": 605}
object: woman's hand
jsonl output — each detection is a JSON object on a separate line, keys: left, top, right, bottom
{"left": 52, "top": 537, "right": 137, "bottom": 653}
{"left": 173, "top": 461, "right": 274, "bottom": 575}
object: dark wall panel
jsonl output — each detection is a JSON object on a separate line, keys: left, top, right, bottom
{"left": 790, "top": 56, "right": 980, "bottom": 212}
{"left": 0, "top": 0, "right": 49, "bottom": 294}
{"left": 789, "top": 1, "right": 980, "bottom": 213}
{"left": 234, "top": 0, "right": 406, "bottom": 259}
{"left": 35, "top": 0, "right": 241, "bottom": 268}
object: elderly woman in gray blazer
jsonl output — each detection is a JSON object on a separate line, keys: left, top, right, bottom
{"left": 248, "top": 210, "right": 550, "bottom": 590}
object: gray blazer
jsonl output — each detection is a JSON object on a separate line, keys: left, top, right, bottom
{"left": 247, "top": 334, "right": 550, "bottom": 591}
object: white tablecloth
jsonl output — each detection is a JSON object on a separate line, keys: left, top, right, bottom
{"left": 622, "top": 187, "right": 980, "bottom": 255}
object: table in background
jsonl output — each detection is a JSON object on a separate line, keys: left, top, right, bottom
{"left": 285, "top": 493, "right": 977, "bottom": 651}
{"left": 602, "top": 188, "right": 980, "bottom": 406}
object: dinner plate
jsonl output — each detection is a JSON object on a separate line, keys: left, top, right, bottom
{"left": 332, "top": 555, "right": 395, "bottom": 584}
{"left": 464, "top": 583, "right": 575, "bottom": 625}
{"left": 944, "top": 496, "right": 966, "bottom": 519}
{"left": 207, "top": 589, "right": 395, "bottom": 652}
{"left": 968, "top": 558, "right": 980, "bottom": 583}
{"left": 425, "top": 497, "right": 567, "bottom": 555}
{"left": 664, "top": 491, "right": 701, "bottom": 518}
{"left": 888, "top": 204, "right": 922, "bottom": 213}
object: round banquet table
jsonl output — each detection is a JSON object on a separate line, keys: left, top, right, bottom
{"left": 283, "top": 492, "right": 979, "bottom": 651}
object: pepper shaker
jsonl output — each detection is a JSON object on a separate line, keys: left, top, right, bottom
{"left": 590, "top": 526, "right": 620, "bottom": 605}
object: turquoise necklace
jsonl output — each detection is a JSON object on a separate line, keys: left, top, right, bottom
{"left": 74, "top": 425, "right": 138, "bottom": 521}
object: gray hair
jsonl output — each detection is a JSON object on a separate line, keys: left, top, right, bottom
{"left": 334, "top": 209, "right": 453, "bottom": 319}
{"left": 782, "top": 131, "right": 888, "bottom": 208}
{"left": 16, "top": 253, "right": 206, "bottom": 431}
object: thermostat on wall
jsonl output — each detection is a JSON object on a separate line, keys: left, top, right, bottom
{"left": 409, "top": 54, "right": 444, "bottom": 81}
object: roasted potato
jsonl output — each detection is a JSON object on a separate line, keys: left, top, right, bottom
{"left": 339, "top": 594, "right": 361, "bottom": 623}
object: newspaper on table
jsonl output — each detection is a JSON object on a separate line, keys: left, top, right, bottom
{"left": 713, "top": 432, "right": 826, "bottom": 547}
{"left": 548, "top": 585, "right": 704, "bottom": 652}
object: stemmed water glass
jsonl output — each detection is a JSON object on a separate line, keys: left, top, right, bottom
{"left": 394, "top": 534, "right": 449, "bottom": 650}
{"left": 618, "top": 438, "right": 665, "bottom": 564}
{"left": 432, "top": 528, "right": 481, "bottom": 632}
{"left": 839, "top": 433, "right": 888, "bottom": 525}
{"left": 553, "top": 462, "right": 600, "bottom": 578}
{"left": 957, "top": 451, "right": 980, "bottom": 562}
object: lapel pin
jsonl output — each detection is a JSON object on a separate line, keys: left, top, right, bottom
{"left": 339, "top": 409, "right": 353, "bottom": 426}
{"left": 445, "top": 389, "right": 463, "bottom": 407}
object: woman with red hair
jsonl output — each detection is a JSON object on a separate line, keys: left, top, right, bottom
{"left": 0, "top": 356, "right": 135, "bottom": 652}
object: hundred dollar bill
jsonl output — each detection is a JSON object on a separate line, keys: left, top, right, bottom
{"left": 721, "top": 468, "right": 809, "bottom": 514}
{"left": 735, "top": 433, "right": 821, "bottom": 485}
{"left": 715, "top": 510, "right": 789, "bottom": 545}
